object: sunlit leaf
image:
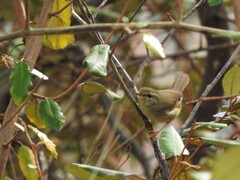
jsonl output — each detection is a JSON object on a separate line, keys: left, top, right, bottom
{"left": 14, "top": 122, "right": 25, "bottom": 132}
{"left": 188, "top": 171, "right": 212, "bottom": 180}
{"left": 222, "top": 64, "right": 240, "bottom": 95}
{"left": 18, "top": 146, "right": 38, "bottom": 180}
{"left": 25, "top": 101, "right": 46, "bottom": 129}
{"left": 31, "top": 127, "right": 58, "bottom": 158}
{"left": 44, "top": 0, "right": 75, "bottom": 49}
{"left": 208, "top": 0, "right": 222, "bottom": 6}
{"left": 212, "top": 147, "right": 240, "bottom": 180}
{"left": 66, "top": 163, "right": 145, "bottom": 180}
{"left": 31, "top": 69, "right": 49, "bottom": 80}
{"left": 10, "top": 61, "right": 32, "bottom": 105}
{"left": 159, "top": 126, "right": 189, "bottom": 157}
{"left": 83, "top": 44, "right": 110, "bottom": 77}
{"left": 143, "top": 33, "right": 166, "bottom": 58}
{"left": 39, "top": 99, "right": 65, "bottom": 131}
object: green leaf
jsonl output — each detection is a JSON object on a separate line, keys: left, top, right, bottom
{"left": 4, "top": 176, "right": 13, "bottom": 180}
{"left": 106, "top": 89, "right": 121, "bottom": 101}
{"left": 195, "top": 122, "right": 227, "bottom": 129}
{"left": 213, "top": 33, "right": 240, "bottom": 39}
{"left": 83, "top": 44, "right": 110, "bottom": 77}
{"left": 80, "top": 82, "right": 122, "bottom": 101}
{"left": 212, "top": 147, "right": 240, "bottom": 180}
{"left": 143, "top": 33, "right": 166, "bottom": 58}
{"left": 159, "top": 126, "right": 189, "bottom": 157}
{"left": 81, "top": 82, "right": 107, "bottom": 95}
{"left": 66, "top": 163, "right": 145, "bottom": 180}
{"left": 25, "top": 101, "right": 46, "bottom": 129}
{"left": 39, "top": 99, "right": 65, "bottom": 131}
{"left": 10, "top": 61, "right": 32, "bottom": 105}
{"left": 31, "top": 127, "right": 58, "bottom": 158}
{"left": 18, "top": 146, "right": 39, "bottom": 180}
{"left": 208, "top": 0, "right": 222, "bottom": 6}
{"left": 222, "top": 64, "right": 240, "bottom": 95}
{"left": 44, "top": 0, "right": 75, "bottom": 49}
{"left": 200, "top": 137, "right": 240, "bottom": 147}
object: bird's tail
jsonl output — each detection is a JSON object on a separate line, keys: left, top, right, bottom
{"left": 171, "top": 71, "right": 190, "bottom": 92}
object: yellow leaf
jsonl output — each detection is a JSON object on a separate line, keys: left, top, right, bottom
{"left": 25, "top": 101, "right": 46, "bottom": 129}
{"left": 31, "top": 127, "right": 58, "bottom": 158}
{"left": 222, "top": 64, "right": 240, "bottom": 95}
{"left": 44, "top": 0, "right": 75, "bottom": 49}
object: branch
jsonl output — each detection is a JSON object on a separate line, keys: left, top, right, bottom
{"left": 1, "top": 21, "right": 240, "bottom": 42}
{"left": 179, "top": 44, "right": 240, "bottom": 134}
{"left": 0, "top": 0, "right": 53, "bottom": 177}
{"left": 186, "top": 94, "right": 240, "bottom": 104}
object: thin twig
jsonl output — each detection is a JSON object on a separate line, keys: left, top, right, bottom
{"left": 128, "top": 42, "right": 238, "bottom": 64}
{"left": 179, "top": 44, "right": 240, "bottom": 134}
{"left": 170, "top": 141, "right": 204, "bottom": 180}
{"left": 133, "top": 47, "right": 150, "bottom": 84}
{"left": 161, "top": 0, "right": 205, "bottom": 46}
{"left": 110, "top": 126, "right": 145, "bottom": 155}
{"left": 104, "top": 0, "right": 131, "bottom": 43}
{"left": 50, "top": 0, "right": 75, "bottom": 17}
{"left": 84, "top": 104, "right": 114, "bottom": 164}
{"left": 186, "top": 94, "right": 240, "bottom": 104}
{"left": 110, "top": 0, "right": 147, "bottom": 54}
{"left": 94, "top": 0, "right": 108, "bottom": 17}
{"left": 24, "top": 0, "right": 30, "bottom": 30}
{"left": 32, "top": 69, "right": 88, "bottom": 101}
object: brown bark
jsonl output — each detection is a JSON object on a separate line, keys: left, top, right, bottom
{"left": 232, "top": 0, "right": 240, "bottom": 30}
{"left": 0, "top": 0, "right": 53, "bottom": 178}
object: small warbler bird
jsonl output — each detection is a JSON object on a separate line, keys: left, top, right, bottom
{"left": 137, "top": 72, "right": 189, "bottom": 126}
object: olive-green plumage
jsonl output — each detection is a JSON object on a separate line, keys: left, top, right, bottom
{"left": 137, "top": 72, "right": 189, "bottom": 123}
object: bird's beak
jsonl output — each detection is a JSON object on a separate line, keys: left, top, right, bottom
{"left": 136, "top": 92, "right": 142, "bottom": 96}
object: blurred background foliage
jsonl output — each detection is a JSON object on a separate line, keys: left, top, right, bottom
{"left": 0, "top": 0, "right": 239, "bottom": 179}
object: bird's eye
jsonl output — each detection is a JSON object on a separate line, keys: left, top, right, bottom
{"left": 144, "top": 94, "right": 153, "bottom": 98}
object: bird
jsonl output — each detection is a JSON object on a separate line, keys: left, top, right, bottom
{"left": 137, "top": 72, "right": 190, "bottom": 136}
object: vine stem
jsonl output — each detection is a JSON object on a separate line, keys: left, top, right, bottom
{"left": 32, "top": 69, "right": 88, "bottom": 101}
